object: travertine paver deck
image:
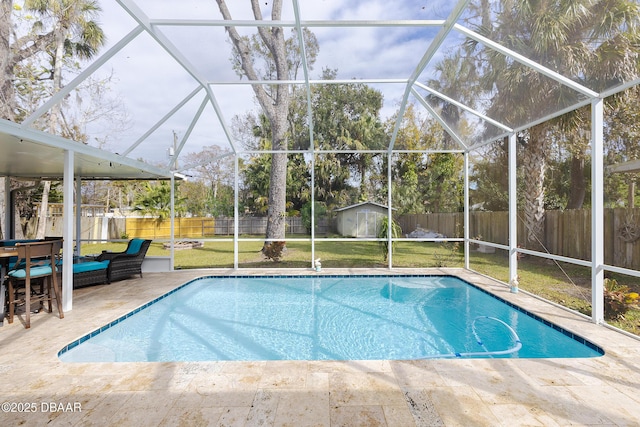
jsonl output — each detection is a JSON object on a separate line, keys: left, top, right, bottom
{"left": 1, "top": 268, "right": 639, "bottom": 426}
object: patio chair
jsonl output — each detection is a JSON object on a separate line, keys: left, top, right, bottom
{"left": 6, "top": 239, "right": 64, "bottom": 328}
{"left": 72, "top": 260, "right": 110, "bottom": 289}
{"left": 97, "top": 239, "right": 152, "bottom": 283}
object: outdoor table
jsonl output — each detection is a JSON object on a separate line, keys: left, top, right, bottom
{"left": 0, "top": 246, "right": 18, "bottom": 327}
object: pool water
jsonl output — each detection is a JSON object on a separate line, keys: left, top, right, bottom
{"left": 59, "top": 275, "right": 603, "bottom": 362}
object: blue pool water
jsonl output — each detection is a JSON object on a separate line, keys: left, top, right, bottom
{"left": 58, "top": 275, "right": 603, "bottom": 362}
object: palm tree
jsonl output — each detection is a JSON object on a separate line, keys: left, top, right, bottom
{"left": 134, "top": 182, "right": 183, "bottom": 222}
{"left": 24, "top": 0, "right": 105, "bottom": 238}
{"left": 426, "top": 51, "right": 479, "bottom": 150}
{"left": 471, "top": 0, "right": 640, "bottom": 247}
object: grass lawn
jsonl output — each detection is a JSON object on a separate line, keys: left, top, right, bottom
{"left": 79, "top": 237, "right": 640, "bottom": 336}
{"left": 80, "top": 238, "right": 465, "bottom": 269}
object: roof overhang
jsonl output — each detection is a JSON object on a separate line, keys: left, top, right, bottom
{"left": 0, "top": 119, "right": 173, "bottom": 180}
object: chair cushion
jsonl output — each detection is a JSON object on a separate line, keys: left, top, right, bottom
{"left": 73, "top": 261, "right": 109, "bottom": 274}
{"left": 8, "top": 265, "right": 54, "bottom": 279}
{"left": 126, "top": 239, "right": 144, "bottom": 254}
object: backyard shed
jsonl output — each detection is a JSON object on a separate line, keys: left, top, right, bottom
{"left": 334, "top": 202, "right": 395, "bottom": 238}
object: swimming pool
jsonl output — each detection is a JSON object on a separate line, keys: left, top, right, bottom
{"left": 58, "top": 275, "right": 603, "bottom": 362}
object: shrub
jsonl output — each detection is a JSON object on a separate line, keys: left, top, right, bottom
{"left": 301, "top": 202, "right": 327, "bottom": 234}
{"left": 432, "top": 241, "right": 461, "bottom": 267}
{"left": 604, "top": 278, "right": 640, "bottom": 320}
{"left": 263, "top": 241, "right": 286, "bottom": 262}
{"left": 377, "top": 216, "right": 401, "bottom": 261}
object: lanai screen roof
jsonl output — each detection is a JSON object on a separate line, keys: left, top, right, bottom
{"left": 1, "top": 0, "right": 639, "bottom": 176}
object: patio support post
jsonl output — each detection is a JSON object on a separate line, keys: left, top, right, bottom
{"left": 508, "top": 133, "right": 518, "bottom": 292}
{"left": 387, "top": 152, "right": 393, "bottom": 268}
{"left": 3, "top": 177, "right": 9, "bottom": 238}
{"left": 62, "top": 150, "right": 74, "bottom": 311}
{"left": 234, "top": 154, "right": 239, "bottom": 269}
{"left": 463, "top": 151, "right": 470, "bottom": 269}
{"left": 75, "top": 178, "right": 82, "bottom": 256}
{"left": 170, "top": 174, "right": 175, "bottom": 270}
{"left": 310, "top": 154, "right": 316, "bottom": 269}
{"left": 591, "top": 98, "right": 605, "bottom": 323}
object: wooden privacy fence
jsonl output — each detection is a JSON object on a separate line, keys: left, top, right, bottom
{"left": 211, "top": 217, "right": 307, "bottom": 235}
{"left": 397, "top": 209, "right": 640, "bottom": 270}
{"left": 43, "top": 216, "right": 321, "bottom": 240}
{"left": 398, "top": 213, "right": 464, "bottom": 239}
{"left": 125, "top": 217, "right": 216, "bottom": 239}
{"left": 41, "top": 209, "right": 640, "bottom": 270}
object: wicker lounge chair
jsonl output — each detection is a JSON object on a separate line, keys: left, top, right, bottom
{"left": 97, "top": 239, "right": 152, "bottom": 283}
{"left": 72, "top": 261, "right": 110, "bottom": 288}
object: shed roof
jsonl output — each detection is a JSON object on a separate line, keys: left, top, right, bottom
{"left": 334, "top": 201, "right": 396, "bottom": 213}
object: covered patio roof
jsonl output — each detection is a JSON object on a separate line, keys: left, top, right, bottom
{"left": 0, "top": 119, "right": 171, "bottom": 180}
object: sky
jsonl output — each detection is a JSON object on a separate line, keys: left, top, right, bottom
{"left": 63, "top": 0, "right": 462, "bottom": 168}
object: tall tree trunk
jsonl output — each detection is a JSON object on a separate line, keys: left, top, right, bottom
{"left": 265, "top": 115, "right": 288, "bottom": 241}
{"left": 215, "top": 0, "right": 290, "bottom": 248}
{"left": 523, "top": 127, "right": 549, "bottom": 250}
{"left": 566, "top": 156, "right": 586, "bottom": 209}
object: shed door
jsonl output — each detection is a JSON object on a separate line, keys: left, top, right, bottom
{"left": 356, "top": 210, "right": 378, "bottom": 237}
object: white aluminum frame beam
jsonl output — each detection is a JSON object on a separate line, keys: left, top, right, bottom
{"left": 209, "top": 79, "right": 407, "bottom": 85}
{"left": 22, "top": 26, "right": 145, "bottom": 128}
{"left": 470, "top": 97, "right": 594, "bottom": 151}
{"left": 454, "top": 24, "right": 599, "bottom": 99}
{"left": 170, "top": 174, "right": 175, "bottom": 270}
{"left": 411, "top": 88, "right": 469, "bottom": 150}
{"left": 388, "top": 0, "right": 470, "bottom": 153}
{"left": 123, "top": 86, "right": 202, "bottom": 156}
{"left": 169, "top": 95, "right": 210, "bottom": 170}
{"left": 292, "top": 0, "right": 318, "bottom": 268}
{"left": 62, "top": 150, "right": 74, "bottom": 311}
{"left": 149, "top": 19, "right": 446, "bottom": 28}
{"left": 116, "top": 0, "right": 238, "bottom": 153}
{"left": 234, "top": 155, "right": 239, "bottom": 269}
{"left": 591, "top": 99, "right": 605, "bottom": 324}
{"left": 508, "top": 133, "right": 518, "bottom": 291}
{"left": 413, "top": 82, "right": 513, "bottom": 133}
{"left": 463, "top": 152, "right": 470, "bottom": 269}
{"left": 3, "top": 178, "right": 9, "bottom": 238}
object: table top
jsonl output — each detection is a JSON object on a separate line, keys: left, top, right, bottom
{"left": 0, "top": 247, "right": 17, "bottom": 258}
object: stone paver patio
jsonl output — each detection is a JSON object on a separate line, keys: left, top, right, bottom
{"left": 1, "top": 268, "right": 639, "bottom": 426}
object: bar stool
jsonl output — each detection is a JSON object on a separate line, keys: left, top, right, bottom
{"left": 7, "top": 240, "right": 64, "bottom": 328}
